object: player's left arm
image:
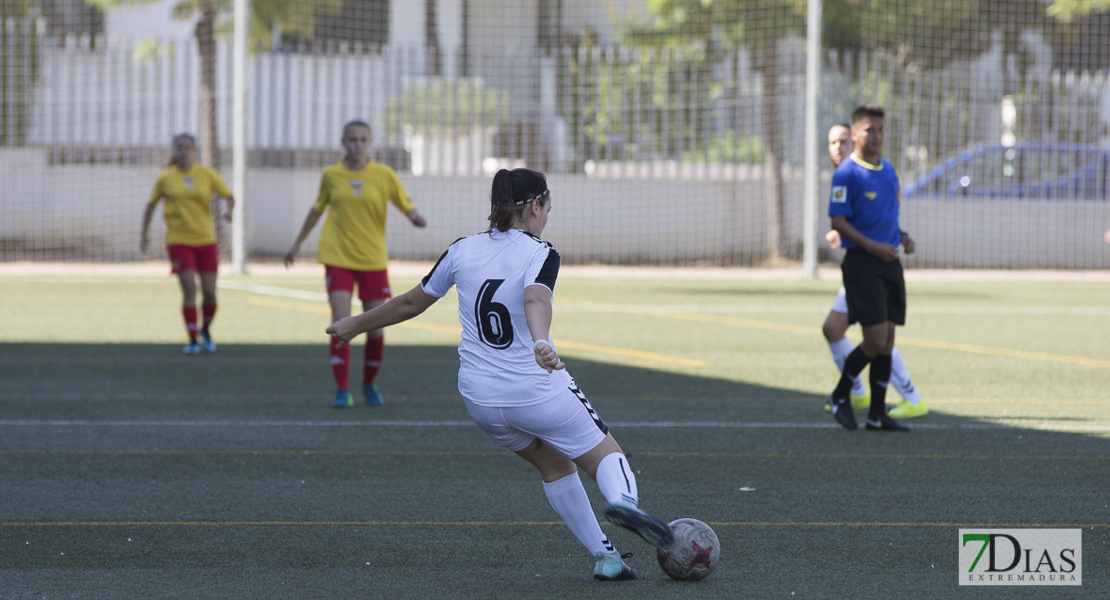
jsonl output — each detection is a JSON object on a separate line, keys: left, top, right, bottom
{"left": 327, "top": 284, "right": 438, "bottom": 346}
{"left": 139, "top": 202, "right": 158, "bottom": 253}
{"left": 524, "top": 284, "right": 564, "bottom": 373}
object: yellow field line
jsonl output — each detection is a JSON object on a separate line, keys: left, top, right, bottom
{"left": 249, "top": 296, "right": 708, "bottom": 368}
{"left": 3, "top": 520, "right": 1106, "bottom": 528}
{"left": 894, "top": 336, "right": 1110, "bottom": 369}
{"left": 561, "top": 298, "right": 1110, "bottom": 370}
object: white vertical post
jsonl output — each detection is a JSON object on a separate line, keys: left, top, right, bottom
{"left": 802, "top": 0, "right": 822, "bottom": 279}
{"left": 231, "top": 0, "right": 248, "bottom": 274}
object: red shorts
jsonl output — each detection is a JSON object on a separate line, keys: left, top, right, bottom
{"left": 325, "top": 266, "right": 391, "bottom": 300}
{"left": 167, "top": 244, "right": 219, "bottom": 274}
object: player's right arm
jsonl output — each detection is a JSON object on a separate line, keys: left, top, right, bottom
{"left": 286, "top": 170, "right": 336, "bottom": 267}
{"left": 283, "top": 207, "right": 323, "bottom": 267}
{"left": 139, "top": 203, "right": 158, "bottom": 253}
{"left": 327, "top": 284, "right": 438, "bottom": 346}
{"left": 140, "top": 179, "right": 163, "bottom": 253}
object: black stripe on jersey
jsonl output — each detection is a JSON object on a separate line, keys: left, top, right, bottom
{"left": 569, "top": 381, "right": 608, "bottom": 435}
{"left": 520, "top": 232, "right": 561, "bottom": 291}
{"left": 535, "top": 247, "right": 561, "bottom": 291}
{"left": 421, "top": 237, "right": 465, "bottom": 286}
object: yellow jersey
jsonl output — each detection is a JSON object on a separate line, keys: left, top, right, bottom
{"left": 313, "top": 161, "right": 415, "bottom": 271}
{"left": 148, "top": 164, "right": 231, "bottom": 246}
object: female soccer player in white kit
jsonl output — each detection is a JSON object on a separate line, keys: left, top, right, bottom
{"left": 327, "top": 168, "right": 673, "bottom": 581}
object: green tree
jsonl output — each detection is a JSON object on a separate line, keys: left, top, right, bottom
{"left": 1047, "top": 0, "right": 1110, "bottom": 21}
{"left": 87, "top": 0, "right": 340, "bottom": 167}
{"left": 621, "top": 0, "right": 806, "bottom": 263}
{"left": 623, "top": 0, "right": 1080, "bottom": 261}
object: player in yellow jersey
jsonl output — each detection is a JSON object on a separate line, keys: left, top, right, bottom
{"left": 284, "top": 120, "right": 427, "bottom": 408}
{"left": 141, "top": 133, "right": 235, "bottom": 356}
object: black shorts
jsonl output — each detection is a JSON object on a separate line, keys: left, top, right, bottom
{"left": 841, "top": 248, "right": 906, "bottom": 327}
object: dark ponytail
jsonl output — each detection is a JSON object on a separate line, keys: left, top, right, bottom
{"left": 487, "top": 168, "right": 549, "bottom": 232}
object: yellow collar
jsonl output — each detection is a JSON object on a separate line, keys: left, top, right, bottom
{"left": 849, "top": 153, "right": 883, "bottom": 171}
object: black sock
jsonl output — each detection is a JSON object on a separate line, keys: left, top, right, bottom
{"left": 868, "top": 353, "right": 892, "bottom": 420}
{"left": 834, "top": 345, "right": 871, "bottom": 400}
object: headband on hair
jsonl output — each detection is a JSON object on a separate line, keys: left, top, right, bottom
{"left": 515, "top": 189, "right": 550, "bottom": 206}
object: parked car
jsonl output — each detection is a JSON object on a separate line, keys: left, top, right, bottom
{"left": 901, "top": 142, "right": 1109, "bottom": 200}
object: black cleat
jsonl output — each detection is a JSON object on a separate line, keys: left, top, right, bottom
{"left": 604, "top": 502, "right": 675, "bottom": 548}
{"left": 828, "top": 395, "right": 858, "bottom": 430}
{"left": 866, "top": 414, "right": 910, "bottom": 432}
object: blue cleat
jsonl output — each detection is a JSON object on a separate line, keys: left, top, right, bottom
{"left": 363, "top": 384, "right": 384, "bottom": 406}
{"left": 200, "top": 329, "right": 217, "bottom": 353}
{"left": 183, "top": 341, "right": 200, "bottom": 355}
{"left": 332, "top": 389, "right": 353, "bottom": 408}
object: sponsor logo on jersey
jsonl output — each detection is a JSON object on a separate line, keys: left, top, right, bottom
{"left": 865, "top": 191, "right": 877, "bottom": 200}
{"left": 183, "top": 176, "right": 194, "bottom": 189}
{"left": 831, "top": 186, "right": 847, "bottom": 203}
{"left": 349, "top": 179, "right": 363, "bottom": 197}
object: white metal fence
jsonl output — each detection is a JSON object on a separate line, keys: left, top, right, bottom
{"left": 3, "top": 16, "right": 1110, "bottom": 268}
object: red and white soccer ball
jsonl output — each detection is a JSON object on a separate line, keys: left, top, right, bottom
{"left": 656, "top": 518, "right": 720, "bottom": 581}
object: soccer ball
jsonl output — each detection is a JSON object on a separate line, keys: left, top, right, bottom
{"left": 656, "top": 518, "right": 720, "bottom": 581}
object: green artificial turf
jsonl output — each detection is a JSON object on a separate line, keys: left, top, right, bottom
{"left": 1, "top": 271, "right": 1107, "bottom": 599}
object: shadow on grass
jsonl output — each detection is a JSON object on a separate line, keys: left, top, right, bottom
{"left": 0, "top": 342, "right": 1106, "bottom": 599}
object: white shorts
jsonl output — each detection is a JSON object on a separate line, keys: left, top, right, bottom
{"left": 463, "top": 381, "right": 609, "bottom": 459}
{"left": 830, "top": 286, "right": 849, "bottom": 315}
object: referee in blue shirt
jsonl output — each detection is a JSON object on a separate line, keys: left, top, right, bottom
{"left": 827, "top": 105, "right": 911, "bottom": 432}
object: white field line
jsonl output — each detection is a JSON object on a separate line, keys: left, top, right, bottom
{"left": 1, "top": 419, "right": 1108, "bottom": 432}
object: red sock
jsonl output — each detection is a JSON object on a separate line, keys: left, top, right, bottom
{"left": 183, "top": 306, "right": 198, "bottom": 341}
{"left": 202, "top": 302, "right": 216, "bottom": 330}
{"left": 330, "top": 336, "right": 350, "bottom": 390}
{"left": 364, "top": 334, "right": 384, "bottom": 385}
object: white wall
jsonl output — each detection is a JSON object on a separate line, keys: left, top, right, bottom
{"left": 5, "top": 148, "right": 1109, "bottom": 268}
{"left": 102, "top": 2, "right": 196, "bottom": 40}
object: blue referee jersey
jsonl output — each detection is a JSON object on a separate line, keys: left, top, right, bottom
{"left": 828, "top": 153, "right": 901, "bottom": 248}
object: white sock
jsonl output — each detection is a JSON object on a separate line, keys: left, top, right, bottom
{"left": 829, "top": 338, "right": 866, "bottom": 396}
{"left": 595, "top": 452, "right": 638, "bottom": 506}
{"left": 890, "top": 346, "right": 921, "bottom": 404}
{"left": 543, "top": 472, "right": 612, "bottom": 556}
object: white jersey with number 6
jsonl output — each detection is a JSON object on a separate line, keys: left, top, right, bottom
{"left": 420, "top": 229, "right": 573, "bottom": 407}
